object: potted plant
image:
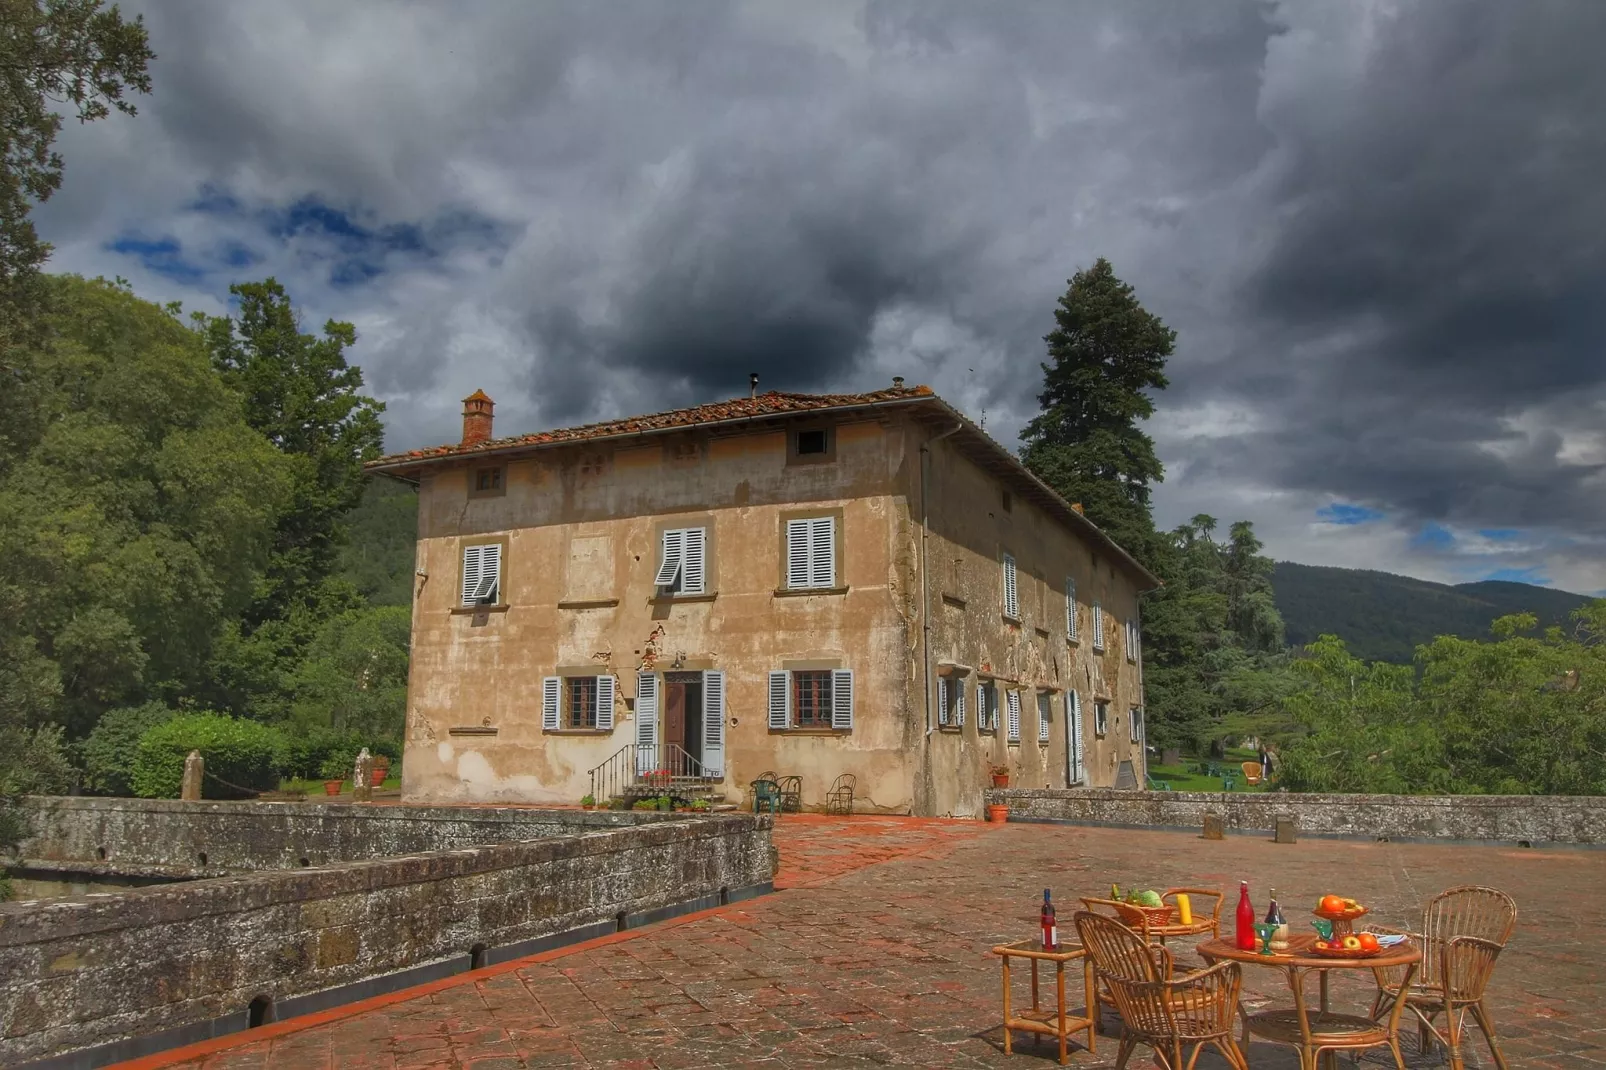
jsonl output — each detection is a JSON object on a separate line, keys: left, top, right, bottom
{"left": 580, "top": 794, "right": 596, "bottom": 810}
{"left": 656, "top": 795, "right": 673, "bottom": 812}
{"left": 318, "top": 755, "right": 346, "bottom": 796}
{"left": 690, "top": 798, "right": 710, "bottom": 813}
{"left": 632, "top": 800, "right": 655, "bottom": 811}
{"left": 370, "top": 754, "right": 391, "bottom": 787}
{"left": 990, "top": 764, "right": 1010, "bottom": 789}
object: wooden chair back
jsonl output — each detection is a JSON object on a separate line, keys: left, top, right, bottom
{"left": 1103, "top": 959, "right": 1241, "bottom": 1041}
{"left": 1422, "top": 886, "right": 1516, "bottom": 980}
{"left": 1073, "top": 911, "right": 1171, "bottom": 983}
{"left": 1441, "top": 935, "right": 1504, "bottom": 1003}
{"left": 1240, "top": 761, "right": 1262, "bottom": 784}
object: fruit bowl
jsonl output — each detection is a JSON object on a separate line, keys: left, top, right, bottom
{"left": 1115, "top": 902, "right": 1177, "bottom": 927}
{"left": 1313, "top": 905, "right": 1369, "bottom": 923}
{"left": 1311, "top": 943, "right": 1383, "bottom": 959}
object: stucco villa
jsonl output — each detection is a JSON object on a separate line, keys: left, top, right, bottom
{"left": 366, "top": 380, "right": 1159, "bottom": 817}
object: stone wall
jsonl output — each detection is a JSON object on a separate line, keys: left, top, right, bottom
{"left": 1, "top": 801, "right": 773, "bottom": 1068}
{"left": 19, "top": 796, "right": 672, "bottom": 874}
{"left": 989, "top": 787, "right": 1606, "bottom": 846}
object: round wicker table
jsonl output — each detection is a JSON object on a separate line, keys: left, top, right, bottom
{"left": 1198, "top": 932, "right": 1420, "bottom": 1070}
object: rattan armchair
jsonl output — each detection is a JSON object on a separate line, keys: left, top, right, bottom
{"left": 1371, "top": 886, "right": 1516, "bottom": 1070}
{"left": 1075, "top": 911, "right": 1247, "bottom": 1070}
{"left": 774, "top": 774, "right": 802, "bottom": 812}
{"left": 825, "top": 773, "right": 855, "bottom": 815}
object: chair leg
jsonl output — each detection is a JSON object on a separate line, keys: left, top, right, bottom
{"left": 1213, "top": 1037, "right": 1250, "bottom": 1070}
{"left": 1446, "top": 1006, "right": 1467, "bottom": 1070}
{"left": 1471, "top": 999, "right": 1510, "bottom": 1070}
{"left": 1114, "top": 1034, "right": 1136, "bottom": 1070}
{"left": 1388, "top": 1035, "right": 1408, "bottom": 1070}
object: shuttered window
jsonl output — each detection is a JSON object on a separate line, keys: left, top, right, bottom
{"left": 635, "top": 672, "right": 658, "bottom": 774}
{"left": 461, "top": 543, "right": 502, "bottom": 605}
{"left": 785, "top": 517, "right": 836, "bottom": 589}
{"left": 1095, "top": 699, "right": 1109, "bottom": 736}
{"left": 656, "top": 527, "right": 707, "bottom": 595}
{"left": 1068, "top": 690, "right": 1084, "bottom": 785}
{"left": 542, "top": 676, "right": 560, "bottom": 731}
{"left": 937, "top": 676, "right": 966, "bottom": 728}
{"left": 1006, "top": 689, "right": 1021, "bottom": 742}
{"left": 978, "top": 681, "right": 997, "bottom": 732}
{"left": 1130, "top": 706, "right": 1144, "bottom": 744}
{"left": 937, "top": 677, "right": 950, "bottom": 727}
{"left": 541, "top": 675, "right": 615, "bottom": 731}
{"left": 1002, "top": 553, "right": 1019, "bottom": 619}
{"left": 1037, "top": 692, "right": 1051, "bottom": 743}
{"left": 1127, "top": 617, "right": 1140, "bottom": 664}
{"left": 953, "top": 679, "right": 966, "bottom": 727}
{"left": 702, "top": 670, "right": 725, "bottom": 776}
{"left": 767, "top": 668, "right": 854, "bottom": 731}
{"left": 1065, "top": 577, "right": 1078, "bottom": 639}
{"left": 1092, "top": 601, "right": 1104, "bottom": 651}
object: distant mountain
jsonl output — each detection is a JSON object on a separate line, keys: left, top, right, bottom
{"left": 1272, "top": 562, "right": 1595, "bottom": 664}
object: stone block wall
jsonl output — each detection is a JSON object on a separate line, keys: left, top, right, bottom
{"left": 19, "top": 796, "right": 670, "bottom": 874}
{"left": 989, "top": 787, "right": 1606, "bottom": 845}
{"left": 1, "top": 804, "right": 773, "bottom": 1068}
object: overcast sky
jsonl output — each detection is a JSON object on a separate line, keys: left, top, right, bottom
{"left": 36, "top": 0, "right": 1606, "bottom": 593}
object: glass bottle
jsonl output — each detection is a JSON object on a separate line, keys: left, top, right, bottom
{"left": 1041, "top": 888, "right": 1058, "bottom": 950}
{"left": 1265, "top": 888, "right": 1288, "bottom": 951}
{"left": 1234, "top": 881, "right": 1256, "bottom": 950}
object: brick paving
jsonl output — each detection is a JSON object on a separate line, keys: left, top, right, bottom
{"left": 123, "top": 817, "right": 1604, "bottom": 1070}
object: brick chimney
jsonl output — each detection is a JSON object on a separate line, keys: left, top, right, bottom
{"left": 461, "top": 390, "right": 494, "bottom": 446}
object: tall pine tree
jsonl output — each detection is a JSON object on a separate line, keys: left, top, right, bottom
{"left": 1021, "top": 258, "right": 1173, "bottom": 560}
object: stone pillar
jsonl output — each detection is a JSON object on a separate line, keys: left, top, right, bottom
{"left": 181, "top": 751, "right": 204, "bottom": 801}
{"left": 1202, "top": 812, "right": 1225, "bottom": 840}
{"left": 352, "top": 748, "right": 374, "bottom": 803}
{"left": 1275, "top": 815, "right": 1298, "bottom": 844}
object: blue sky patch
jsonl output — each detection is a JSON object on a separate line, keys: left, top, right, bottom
{"left": 105, "top": 235, "right": 209, "bottom": 284}
{"left": 1316, "top": 502, "right": 1384, "bottom": 525}
{"left": 1481, "top": 566, "right": 1551, "bottom": 585}
{"left": 1411, "top": 522, "right": 1456, "bottom": 550}
{"left": 1477, "top": 528, "right": 1522, "bottom": 541}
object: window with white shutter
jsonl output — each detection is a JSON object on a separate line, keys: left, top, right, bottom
{"left": 656, "top": 527, "right": 707, "bottom": 595}
{"left": 976, "top": 681, "right": 991, "bottom": 732}
{"left": 1092, "top": 601, "right": 1104, "bottom": 651}
{"left": 1006, "top": 689, "right": 1021, "bottom": 742}
{"left": 461, "top": 543, "right": 503, "bottom": 605}
{"left": 784, "top": 517, "right": 836, "bottom": 589}
{"left": 1095, "top": 699, "right": 1109, "bottom": 736}
{"left": 541, "top": 676, "right": 560, "bottom": 731}
{"left": 937, "top": 677, "right": 950, "bottom": 727}
{"left": 1130, "top": 706, "right": 1144, "bottom": 744}
{"left": 831, "top": 669, "right": 854, "bottom": 731}
{"left": 1066, "top": 577, "right": 1078, "bottom": 640}
{"left": 1067, "top": 690, "right": 1084, "bottom": 785}
{"left": 1002, "top": 553, "right": 1019, "bottom": 619}
{"left": 1128, "top": 616, "right": 1140, "bottom": 664}
{"left": 954, "top": 680, "right": 966, "bottom": 727}
{"left": 702, "top": 670, "right": 725, "bottom": 776}
{"left": 1037, "top": 692, "right": 1051, "bottom": 743}
{"left": 768, "top": 670, "right": 791, "bottom": 729}
{"left": 595, "top": 674, "right": 615, "bottom": 731}
{"left": 635, "top": 673, "right": 658, "bottom": 774}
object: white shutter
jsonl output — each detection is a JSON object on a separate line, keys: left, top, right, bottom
{"left": 955, "top": 680, "right": 966, "bottom": 727}
{"left": 1066, "top": 578, "right": 1077, "bottom": 638}
{"left": 977, "top": 682, "right": 988, "bottom": 730}
{"left": 596, "top": 674, "right": 615, "bottom": 731}
{"left": 809, "top": 517, "right": 835, "bottom": 588}
{"left": 937, "top": 677, "right": 949, "bottom": 727}
{"left": 785, "top": 520, "right": 810, "bottom": 588}
{"left": 655, "top": 529, "right": 684, "bottom": 587}
{"left": 1131, "top": 706, "right": 1143, "bottom": 744}
{"left": 831, "top": 668, "right": 854, "bottom": 730}
{"left": 1039, "top": 692, "right": 1051, "bottom": 742}
{"left": 542, "top": 676, "right": 560, "bottom": 731}
{"left": 461, "top": 545, "right": 483, "bottom": 605}
{"left": 482, "top": 544, "right": 501, "bottom": 603}
{"left": 1003, "top": 554, "right": 1018, "bottom": 618}
{"left": 768, "top": 670, "right": 791, "bottom": 729}
{"left": 1006, "top": 689, "right": 1021, "bottom": 742}
{"left": 1069, "top": 690, "right": 1084, "bottom": 784}
{"left": 635, "top": 672, "right": 658, "bottom": 773}
{"left": 1093, "top": 602, "right": 1104, "bottom": 650}
{"left": 702, "top": 670, "right": 725, "bottom": 776}
{"left": 681, "top": 527, "right": 706, "bottom": 594}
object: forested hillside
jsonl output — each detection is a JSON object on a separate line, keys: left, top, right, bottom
{"left": 1274, "top": 562, "right": 1592, "bottom": 664}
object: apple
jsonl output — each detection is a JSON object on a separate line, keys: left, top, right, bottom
{"left": 1341, "top": 935, "right": 1363, "bottom": 951}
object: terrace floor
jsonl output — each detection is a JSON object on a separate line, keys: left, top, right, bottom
{"left": 122, "top": 816, "right": 1604, "bottom": 1070}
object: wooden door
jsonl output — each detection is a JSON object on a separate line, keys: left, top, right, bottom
{"left": 664, "top": 682, "right": 687, "bottom": 753}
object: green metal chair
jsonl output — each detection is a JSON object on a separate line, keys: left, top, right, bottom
{"left": 1146, "top": 774, "right": 1171, "bottom": 791}
{"left": 751, "top": 778, "right": 780, "bottom": 814}
{"left": 1221, "top": 775, "right": 1236, "bottom": 792}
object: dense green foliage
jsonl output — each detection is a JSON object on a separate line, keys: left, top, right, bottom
{"left": 130, "top": 712, "right": 285, "bottom": 799}
{"left": 1274, "top": 562, "right": 1592, "bottom": 664}
{"left": 1278, "top": 606, "right": 1606, "bottom": 794}
{"left": 78, "top": 700, "right": 175, "bottom": 796}
{"left": 336, "top": 479, "right": 419, "bottom": 607}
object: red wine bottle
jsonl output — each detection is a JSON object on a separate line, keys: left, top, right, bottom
{"left": 1234, "top": 881, "right": 1256, "bottom": 950}
{"left": 1041, "top": 888, "right": 1058, "bottom": 950}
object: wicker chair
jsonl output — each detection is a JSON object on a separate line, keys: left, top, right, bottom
{"left": 1075, "top": 911, "right": 1247, "bottom": 1070}
{"left": 1079, "top": 892, "right": 1221, "bottom": 1021}
{"left": 775, "top": 774, "right": 803, "bottom": 812}
{"left": 1240, "top": 761, "right": 1262, "bottom": 786}
{"left": 824, "top": 773, "right": 855, "bottom": 815}
{"left": 1371, "top": 886, "right": 1517, "bottom": 1070}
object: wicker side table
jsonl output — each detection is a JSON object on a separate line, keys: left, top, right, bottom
{"left": 991, "top": 939, "right": 1098, "bottom": 1066}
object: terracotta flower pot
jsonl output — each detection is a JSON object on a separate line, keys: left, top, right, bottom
{"left": 323, "top": 779, "right": 343, "bottom": 796}
{"left": 986, "top": 803, "right": 1010, "bottom": 823}
{"left": 369, "top": 768, "right": 387, "bottom": 787}
{"left": 991, "top": 774, "right": 1010, "bottom": 789}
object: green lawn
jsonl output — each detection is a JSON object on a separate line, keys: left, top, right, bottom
{"left": 280, "top": 775, "right": 401, "bottom": 795}
{"left": 1146, "top": 754, "right": 1270, "bottom": 793}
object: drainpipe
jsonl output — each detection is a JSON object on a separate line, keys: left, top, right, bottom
{"left": 920, "top": 422, "right": 964, "bottom": 740}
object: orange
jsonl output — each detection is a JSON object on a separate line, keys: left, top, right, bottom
{"left": 1357, "top": 933, "right": 1380, "bottom": 952}
{"left": 1318, "top": 894, "right": 1347, "bottom": 913}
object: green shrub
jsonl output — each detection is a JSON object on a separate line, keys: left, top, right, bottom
{"left": 280, "top": 727, "right": 399, "bottom": 781}
{"left": 131, "top": 713, "right": 285, "bottom": 799}
{"left": 80, "top": 702, "right": 178, "bottom": 796}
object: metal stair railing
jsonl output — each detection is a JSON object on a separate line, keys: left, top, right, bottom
{"left": 588, "top": 743, "right": 714, "bottom": 803}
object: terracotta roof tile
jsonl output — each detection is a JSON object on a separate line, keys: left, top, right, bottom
{"left": 367, "top": 385, "right": 934, "bottom": 468}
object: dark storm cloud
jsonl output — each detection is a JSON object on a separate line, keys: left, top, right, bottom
{"left": 1222, "top": 0, "right": 1606, "bottom": 533}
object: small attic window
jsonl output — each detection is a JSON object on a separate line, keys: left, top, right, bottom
{"left": 796, "top": 430, "right": 828, "bottom": 455}
{"left": 469, "top": 466, "right": 505, "bottom": 498}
